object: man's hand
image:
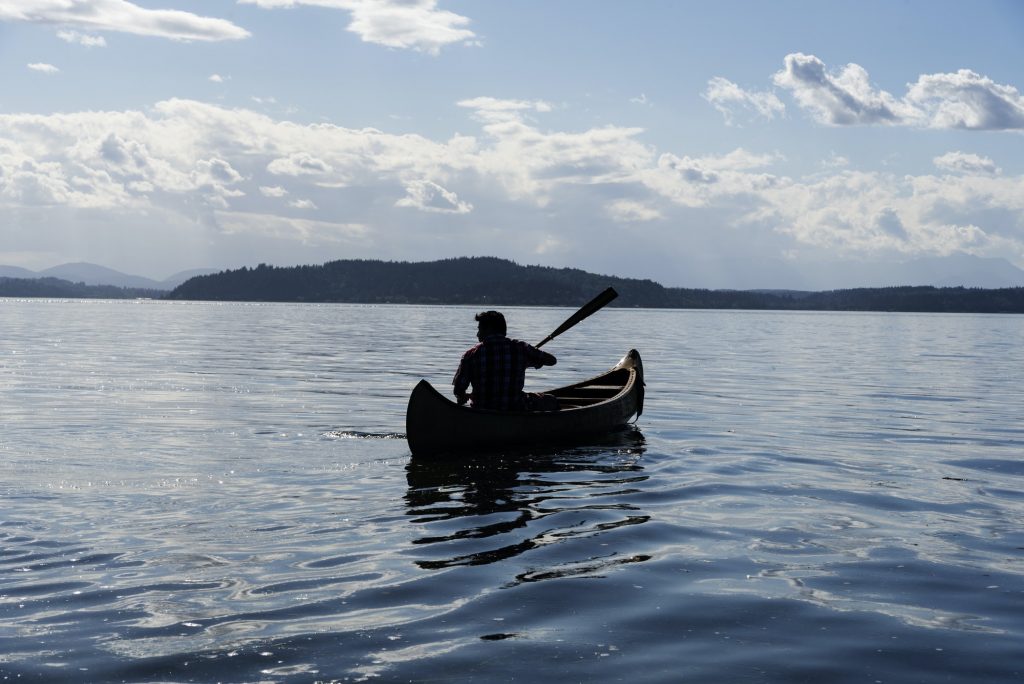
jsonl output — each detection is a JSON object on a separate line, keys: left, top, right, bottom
{"left": 456, "top": 392, "right": 470, "bottom": 406}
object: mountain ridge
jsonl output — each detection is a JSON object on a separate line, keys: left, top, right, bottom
{"left": 0, "top": 263, "right": 217, "bottom": 290}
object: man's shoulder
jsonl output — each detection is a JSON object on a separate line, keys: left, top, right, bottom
{"left": 510, "top": 338, "right": 547, "bottom": 353}
{"left": 461, "top": 342, "right": 485, "bottom": 358}
{"left": 466, "top": 337, "right": 547, "bottom": 356}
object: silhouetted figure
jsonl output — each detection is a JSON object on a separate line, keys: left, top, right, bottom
{"left": 453, "top": 310, "right": 557, "bottom": 410}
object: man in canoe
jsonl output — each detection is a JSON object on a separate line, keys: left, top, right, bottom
{"left": 453, "top": 310, "right": 558, "bottom": 411}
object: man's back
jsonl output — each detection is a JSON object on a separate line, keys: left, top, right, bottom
{"left": 453, "top": 335, "right": 556, "bottom": 410}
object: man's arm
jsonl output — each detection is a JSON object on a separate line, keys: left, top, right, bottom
{"left": 452, "top": 353, "right": 472, "bottom": 405}
{"left": 524, "top": 342, "right": 556, "bottom": 368}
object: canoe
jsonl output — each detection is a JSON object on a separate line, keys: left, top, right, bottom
{"left": 406, "top": 349, "right": 644, "bottom": 457}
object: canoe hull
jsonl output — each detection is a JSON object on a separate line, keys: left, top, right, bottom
{"left": 406, "top": 349, "right": 644, "bottom": 457}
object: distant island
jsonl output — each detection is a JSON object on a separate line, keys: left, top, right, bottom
{"left": 162, "top": 257, "right": 1024, "bottom": 314}
{"left": 3, "top": 258, "right": 1022, "bottom": 313}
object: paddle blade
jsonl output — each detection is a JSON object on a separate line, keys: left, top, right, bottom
{"left": 536, "top": 287, "right": 618, "bottom": 348}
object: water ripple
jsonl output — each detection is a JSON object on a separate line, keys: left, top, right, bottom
{"left": 2, "top": 302, "right": 1023, "bottom": 682}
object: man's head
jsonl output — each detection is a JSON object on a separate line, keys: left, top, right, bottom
{"left": 475, "top": 310, "right": 507, "bottom": 339}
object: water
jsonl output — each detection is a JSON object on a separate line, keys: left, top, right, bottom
{"left": 2, "top": 299, "right": 1023, "bottom": 683}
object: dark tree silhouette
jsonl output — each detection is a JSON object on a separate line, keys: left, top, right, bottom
{"left": 163, "top": 257, "right": 1024, "bottom": 313}
{"left": 0, "top": 277, "right": 162, "bottom": 299}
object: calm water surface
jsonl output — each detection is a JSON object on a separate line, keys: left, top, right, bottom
{"left": 2, "top": 299, "right": 1023, "bottom": 682}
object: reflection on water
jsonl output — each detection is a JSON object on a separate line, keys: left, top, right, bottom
{"left": 405, "top": 428, "right": 649, "bottom": 575}
{"left": 4, "top": 301, "right": 1024, "bottom": 683}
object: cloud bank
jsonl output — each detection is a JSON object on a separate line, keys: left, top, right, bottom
{"left": 2, "top": 96, "right": 1021, "bottom": 282}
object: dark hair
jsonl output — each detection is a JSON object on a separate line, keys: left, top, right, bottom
{"left": 475, "top": 310, "right": 506, "bottom": 335}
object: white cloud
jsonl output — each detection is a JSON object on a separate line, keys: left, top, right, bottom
{"left": 27, "top": 62, "right": 60, "bottom": 74}
{"left": 56, "top": 29, "right": 107, "bottom": 47}
{"left": 1, "top": 158, "right": 69, "bottom": 205}
{"left": 238, "top": 0, "right": 475, "bottom": 54}
{"left": 97, "top": 132, "right": 150, "bottom": 170}
{"left": 289, "top": 198, "right": 318, "bottom": 209}
{"left": 0, "top": 0, "right": 250, "bottom": 41}
{"left": 933, "top": 151, "right": 1000, "bottom": 175}
{"left": 606, "top": 199, "right": 662, "bottom": 223}
{"left": 457, "top": 96, "right": 554, "bottom": 125}
{"left": 267, "top": 152, "right": 333, "bottom": 176}
{"left": 396, "top": 180, "right": 471, "bottom": 214}
{"left": 755, "top": 171, "right": 913, "bottom": 253}
{"left": 821, "top": 152, "right": 850, "bottom": 169}
{"left": 259, "top": 185, "right": 289, "bottom": 197}
{"left": 534, "top": 234, "right": 567, "bottom": 255}
{"left": 195, "top": 158, "right": 244, "bottom": 186}
{"left": 770, "top": 53, "right": 1024, "bottom": 132}
{"left": 906, "top": 69, "right": 1024, "bottom": 131}
{"left": 703, "top": 76, "right": 785, "bottom": 125}
{"left": 192, "top": 159, "right": 246, "bottom": 207}
{"left": 209, "top": 74, "right": 226, "bottom": 83}
{"left": 458, "top": 96, "right": 650, "bottom": 202}
{"left": 638, "top": 148, "right": 783, "bottom": 208}
{"left": 773, "top": 53, "right": 916, "bottom": 126}
{"left": 216, "top": 210, "right": 368, "bottom": 244}
{"left": 457, "top": 96, "right": 553, "bottom": 113}
{"left": 345, "top": 0, "right": 476, "bottom": 54}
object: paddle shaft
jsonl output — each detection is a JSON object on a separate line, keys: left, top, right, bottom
{"left": 535, "top": 287, "right": 618, "bottom": 349}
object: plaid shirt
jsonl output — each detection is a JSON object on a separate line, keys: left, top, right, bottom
{"left": 453, "top": 335, "right": 556, "bottom": 410}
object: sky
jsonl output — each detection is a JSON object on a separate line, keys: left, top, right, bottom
{"left": 1, "top": 0, "right": 1023, "bottom": 288}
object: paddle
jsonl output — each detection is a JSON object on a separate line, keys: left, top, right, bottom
{"left": 536, "top": 287, "right": 618, "bottom": 349}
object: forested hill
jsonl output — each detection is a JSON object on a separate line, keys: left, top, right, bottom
{"left": 165, "top": 257, "right": 1024, "bottom": 313}
{"left": 167, "top": 258, "right": 671, "bottom": 306}
{"left": 0, "top": 276, "right": 163, "bottom": 299}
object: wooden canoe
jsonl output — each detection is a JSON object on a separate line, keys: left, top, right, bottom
{"left": 406, "top": 349, "right": 644, "bottom": 457}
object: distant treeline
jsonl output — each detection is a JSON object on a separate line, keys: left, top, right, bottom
{"left": 165, "top": 257, "right": 1024, "bottom": 313}
{"left": 0, "top": 276, "right": 162, "bottom": 299}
